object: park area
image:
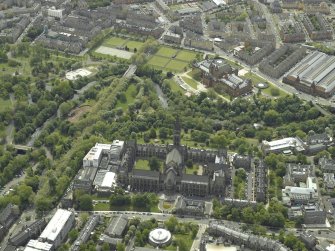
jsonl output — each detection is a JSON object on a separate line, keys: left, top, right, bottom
{"left": 102, "top": 36, "right": 144, "bottom": 51}
{"left": 94, "top": 35, "right": 200, "bottom": 73}
{"left": 146, "top": 46, "right": 199, "bottom": 73}
{"left": 95, "top": 46, "right": 134, "bottom": 59}
{"left": 94, "top": 36, "right": 144, "bottom": 59}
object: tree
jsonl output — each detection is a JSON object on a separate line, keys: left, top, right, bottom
{"left": 0, "top": 50, "right": 8, "bottom": 63}
{"left": 270, "top": 88, "right": 280, "bottom": 96}
{"left": 149, "top": 157, "right": 160, "bottom": 171}
{"left": 35, "top": 197, "right": 52, "bottom": 214}
{"left": 16, "top": 184, "right": 34, "bottom": 208}
{"left": 68, "top": 229, "right": 79, "bottom": 243}
{"left": 164, "top": 216, "right": 178, "bottom": 232}
{"left": 77, "top": 194, "right": 93, "bottom": 211}
{"left": 149, "top": 127, "right": 156, "bottom": 139}
{"left": 159, "top": 127, "right": 168, "bottom": 139}
{"left": 264, "top": 109, "right": 280, "bottom": 126}
{"left": 102, "top": 243, "right": 110, "bottom": 251}
{"left": 116, "top": 242, "right": 126, "bottom": 251}
{"left": 185, "top": 159, "right": 193, "bottom": 168}
{"left": 177, "top": 239, "right": 188, "bottom": 251}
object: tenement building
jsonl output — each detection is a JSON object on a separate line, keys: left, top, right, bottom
{"left": 76, "top": 119, "right": 228, "bottom": 197}
{"left": 259, "top": 45, "right": 306, "bottom": 79}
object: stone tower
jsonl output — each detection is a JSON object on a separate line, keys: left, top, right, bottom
{"left": 173, "top": 117, "right": 181, "bottom": 147}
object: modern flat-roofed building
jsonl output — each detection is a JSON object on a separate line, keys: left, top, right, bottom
{"left": 24, "top": 239, "right": 53, "bottom": 251}
{"left": 39, "top": 209, "right": 75, "bottom": 248}
{"left": 261, "top": 137, "right": 306, "bottom": 154}
{"left": 283, "top": 51, "right": 335, "bottom": 98}
{"left": 47, "top": 7, "right": 64, "bottom": 19}
{"left": 93, "top": 171, "right": 117, "bottom": 193}
{"left": 83, "top": 143, "right": 112, "bottom": 168}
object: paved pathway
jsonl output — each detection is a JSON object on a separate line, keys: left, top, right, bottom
{"left": 190, "top": 224, "right": 207, "bottom": 251}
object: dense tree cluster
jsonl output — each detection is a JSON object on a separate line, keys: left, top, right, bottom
{"left": 212, "top": 199, "right": 287, "bottom": 228}
{"left": 109, "top": 188, "right": 158, "bottom": 211}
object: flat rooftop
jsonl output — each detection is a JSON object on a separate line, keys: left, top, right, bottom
{"left": 40, "top": 209, "right": 73, "bottom": 242}
{"left": 83, "top": 143, "right": 111, "bottom": 162}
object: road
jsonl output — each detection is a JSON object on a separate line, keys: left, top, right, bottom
{"left": 190, "top": 224, "right": 207, "bottom": 251}
{"left": 0, "top": 163, "right": 38, "bottom": 196}
{"left": 174, "top": 75, "right": 199, "bottom": 95}
{"left": 257, "top": 2, "right": 282, "bottom": 47}
{"left": 154, "top": 84, "right": 168, "bottom": 108}
{"left": 123, "top": 64, "right": 137, "bottom": 78}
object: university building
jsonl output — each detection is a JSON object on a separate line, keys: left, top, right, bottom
{"left": 74, "top": 119, "right": 228, "bottom": 197}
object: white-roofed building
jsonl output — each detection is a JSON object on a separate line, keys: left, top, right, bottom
{"left": 326, "top": 244, "right": 335, "bottom": 251}
{"left": 212, "top": 0, "right": 226, "bottom": 5}
{"left": 262, "top": 137, "right": 306, "bottom": 154}
{"left": 93, "top": 171, "right": 117, "bottom": 193}
{"left": 39, "top": 209, "right": 75, "bottom": 248}
{"left": 83, "top": 143, "right": 112, "bottom": 168}
{"left": 24, "top": 239, "right": 53, "bottom": 251}
{"left": 307, "top": 176, "right": 317, "bottom": 191}
{"left": 47, "top": 7, "right": 64, "bottom": 19}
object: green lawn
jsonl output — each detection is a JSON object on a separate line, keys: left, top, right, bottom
{"left": 94, "top": 203, "right": 110, "bottom": 211}
{"left": 165, "top": 60, "right": 189, "bottom": 72}
{"left": 103, "top": 37, "right": 127, "bottom": 48}
{"left": 185, "top": 164, "right": 199, "bottom": 175}
{"left": 115, "top": 84, "right": 137, "bottom": 111}
{"left": 163, "top": 202, "right": 173, "bottom": 209}
{"left": 176, "top": 51, "right": 198, "bottom": 62}
{"left": 135, "top": 158, "right": 163, "bottom": 172}
{"left": 164, "top": 233, "right": 195, "bottom": 251}
{"left": 181, "top": 76, "right": 198, "bottom": 89}
{"left": 187, "top": 69, "right": 202, "bottom": 81}
{"left": 244, "top": 73, "right": 287, "bottom": 97}
{"left": 147, "top": 56, "right": 170, "bottom": 68}
{"left": 263, "top": 82, "right": 287, "bottom": 98}
{"left": 156, "top": 47, "right": 178, "bottom": 58}
{"left": 0, "top": 98, "right": 13, "bottom": 112}
{"left": 165, "top": 79, "right": 185, "bottom": 93}
{"left": 135, "top": 159, "right": 150, "bottom": 170}
{"left": 126, "top": 40, "right": 144, "bottom": 51}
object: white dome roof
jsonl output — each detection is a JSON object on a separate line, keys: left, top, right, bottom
{"left": 149, "top": 228, "right": 172, "bottom": 246}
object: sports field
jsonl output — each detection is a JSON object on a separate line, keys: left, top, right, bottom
{"left": 95, "top": 46, "right": 134, "bottom": 59}
{"left": 102, "top": 37, "right": 144, "bottom": 51}
{"left": 146, "top": 46, "right": 199, "bottom": 73}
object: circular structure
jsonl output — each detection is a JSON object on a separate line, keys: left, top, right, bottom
{"left": 149, "top": 228, "right": 172, "bottom": 247}
{"left": 256, "top": 82, "right": 269, "bottom": 89}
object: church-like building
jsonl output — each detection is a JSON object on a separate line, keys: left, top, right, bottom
{"left": 74, "top": 119, "right": 228, "bottom": 197}
{"left": 127, "top": 119, "right": 227, "bottom": 197}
